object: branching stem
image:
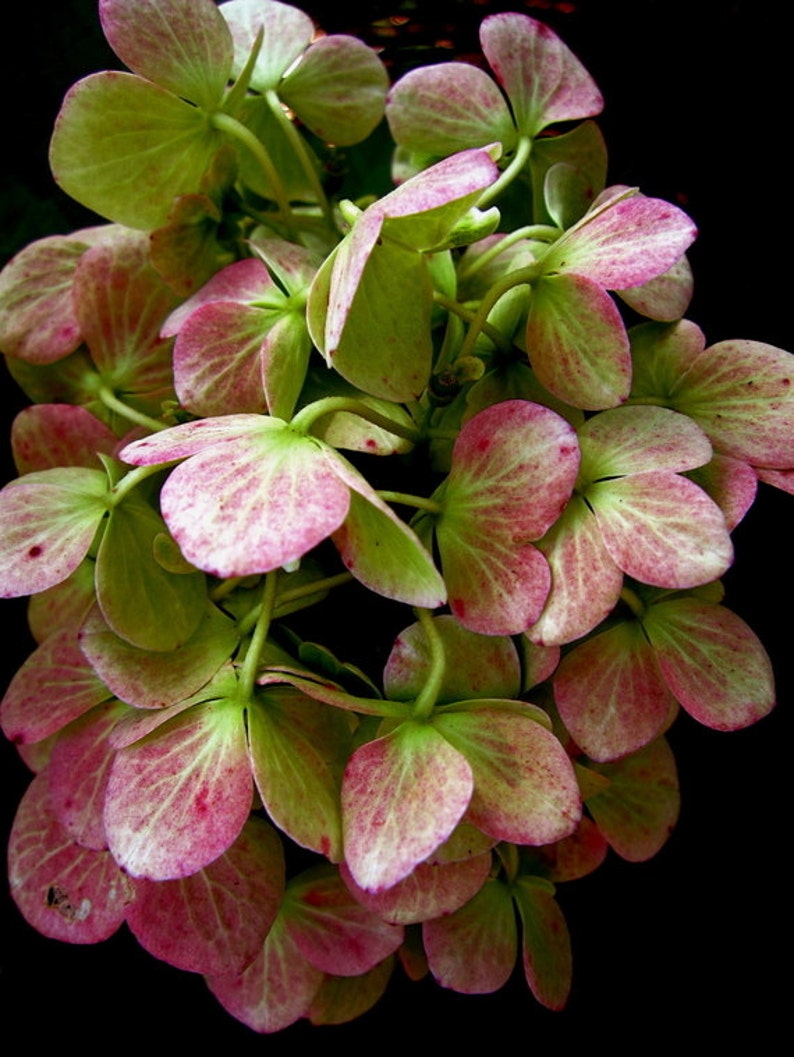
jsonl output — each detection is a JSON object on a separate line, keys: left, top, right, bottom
{"left": 411, "top": 608, "right": 446, "bottom": 721}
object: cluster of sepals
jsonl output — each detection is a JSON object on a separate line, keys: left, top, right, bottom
{"left": 0, "top": 0, "right": 789, "bottom": 1033}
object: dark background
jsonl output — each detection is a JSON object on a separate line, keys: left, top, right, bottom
{"left": 1, "top": 0, "right": 789, "bottom": 1046}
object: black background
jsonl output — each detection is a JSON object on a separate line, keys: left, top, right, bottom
{"left": 1, "top": 0, "right": 789, "bottom": 1046}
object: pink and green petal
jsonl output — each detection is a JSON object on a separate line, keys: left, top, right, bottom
{"left": 423, "top": 876, "right": 517, "bottom": 993}
{"left": 514, "top": 876, "right": 572, "bottom": 1010}
{"left": 104, "top": 696, "right": 252, "bottom": 879}
{"left": 553, "top": 621, "right": 677, "bottom": 761}
{"left": 644, "top": 598, "right": 775, "bottom": 730}
{"left": 8, "top": 771, "right": 134, "bottom": 943}
{"left": 586, "top": 736, "right": 680, "bottom": 861}
{"left": 434, "top": 706, "right": 581, "bottom": 845}
{"left": 126, "top": 816, "right": 284, "bottom": 975}
{"left": 341, "top": 720, "right": 474, "bottom": 892}
{"left": 526, "top": 273, "right": 631, "bottom": 409}
{"left": 480, "top": 13, "right": 603, "bottom": 136}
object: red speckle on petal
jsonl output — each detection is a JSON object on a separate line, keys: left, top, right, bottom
{"left": 27, "top": 545, "right": 43, "bottom": 558}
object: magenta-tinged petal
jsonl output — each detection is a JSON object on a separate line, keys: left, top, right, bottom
{"left": 8, "top": 772, "right": 134, "bottom": 943}
{"left": 644, "top": 599, "right": 775, "bottom": 731}
{"left": 151, "top": 428, "right": 351, "bottom": 578}
{"left": 526, "top": 273, "right": 631, "bottom": 409}
{"left": 342, "top": 721, "right": 473, "bottom": 892}
{"left": 340, "top": 853, "right": 491, "bottom": 926}
{"left": 587, "top": 737, "right": 680, "bottom": 862}
{"left": 578, "top": 405, "right": 713, "bottom": 481}
{"left": 127, "top": 817, "right": 284, "bottom": 975}
{"left": 286, "top": 868, "right": 404, "bottom": 976}
{"left": 528, "top": 496, "right": 624, "bottom": 647}
{"left": 1, "top": 628, "right": 112, "bottom": 746}
{"left": 0, "top": 468, "right": 108, "bottom": 598}
{"left": 554, "top": 621, "right": 676, "bottom": 761}
{"left": 384, "top": 614, "right": 521, "bottom": 705}
{"left": 434, "top": 706, "right": 581, "bottom": 845}
{"left": 589, "top": 472, "right": 733, "bottom": 588}
{"left": 480, "top": 13, "right": 603, "bottom": 136}
{"left": 514, "top": 877, "right": 572, "bottom": 1010}
{"left": 386, "top": 61, "right": 516, "bottom": 155}
{"left": 100, "top": 0, "right": 233, "bottom": 108}
{"left": 221, "top": 0, "right": 314, "bottom": 92}
{"left": 688, "top": 453, "right": 757, "bottom": 531}
{"left": 544, "top": 192, "right": 697, "bottom": 289}
{"left": 104, "top": 697, "right": 252, "bottom": 880}
{"left": 12, "top": 405, "right": 118, "bottom": 474}
{"left": 161, "top": 258, "right": 277, "bottom": 336}
{"left": 424, "top": 877, "right": 517, "bottom": 994}
{"left": 48, "top": 700, "right": 128, "bottom": 850}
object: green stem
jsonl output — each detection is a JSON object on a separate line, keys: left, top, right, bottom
{"left": 239, "top": 570, "right": 278, "bottom": 701}
{"left": 265, "top": 89, "right": 336, "bottom": 231}
{"left": 457, "top": 262, "right": 540, "bottom": 362}
{"left": 236, "top": 570, "right": 354, "bottom": 636}
{"left": 478, "top": 135, "right": 532, "bottom": 209}
{"left": 108, "top": 463, "right": 167, "bottom": 507}
{"left": 291, "top": 396, "right": 422, "bottom": 444}
{"left": 497, "top": 842, "right": 520, "bottom": 885}
{"left": 377, "top": 491, "right": 442, "bottom": 515}
{"left": 433, "top": 291, "right": 512, "bottom": 352}
{"left": 411, "top": 608, "right": 446, "bottom": 721}
{"left": 96, "top": 386, "right": 168, "bottom": 434}
{"left": 210, "top": 111, "right": 297, "bottom": 239}
{"left": 457, "top": 223, "right": 560, "bottom": 283}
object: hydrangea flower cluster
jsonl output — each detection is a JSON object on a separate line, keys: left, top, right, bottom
{"left": 0, "top": 0, "right": 789, "bottom": 1033}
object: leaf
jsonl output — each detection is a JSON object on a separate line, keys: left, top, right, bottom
{"left": 104, "top": 697, "right": 252, "bottom": 879}
{"left": 126, "top": 816, "right": 284, "bottom": 975}
{"left": 341, "top": 721, "right": 473, "bottom": 892}
{"left": 643, "top": 598, "right": 775, "bottom": 730}
{"left": 50, "top": 72, "right": 226, "bottom": 230}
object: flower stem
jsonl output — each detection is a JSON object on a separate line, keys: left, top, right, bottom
{"left": 210, "top": 111, "right": 297, "bottom": 239}
{"left": 96, "top": 385, "right": 168, "bottom": 434}
{"left": 239, "top": 569, "right": 279, "bottom": 701}
{"left": 265, "top": 89, "right": 336, "bottom": 232}
{"left": 377, "top": 491, "right": 442, "bottom": 515}
{"left": 411, "top": 608, "right": 446, "bottom": 721}
{"left": 291, "top": 396, "right": 422, "bottom": 443}
{"left": 433, "top": 291, "right": 512, "bottom": 353}
{"left": 477, "top": 135, "right": 532, "bottom": 209}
